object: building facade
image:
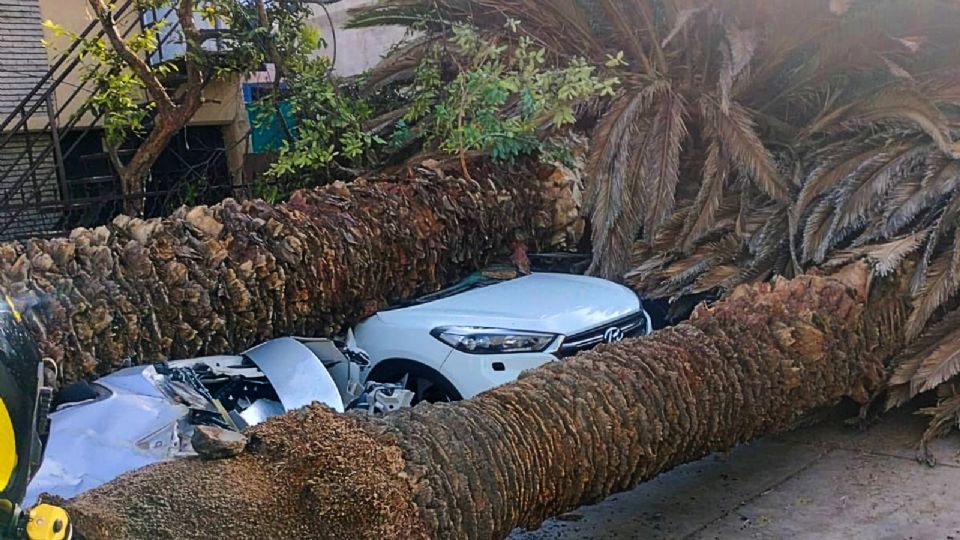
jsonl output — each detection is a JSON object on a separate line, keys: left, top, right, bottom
{"left": 0, "top": 0, "right": 250, "bottom": 240}
{"left": 0, "top": 0, "right": 61, "bottom": 238}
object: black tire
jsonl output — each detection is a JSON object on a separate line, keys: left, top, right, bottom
{"left": 368, "top": 360, "right": 462, "bottom": 405}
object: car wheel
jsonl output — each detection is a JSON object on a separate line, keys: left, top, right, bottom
{"left": 369, "top": 361, "right": 462, "bottom": 405}
{"left": 406, "top": 373, "right": 458, "bottom": 404}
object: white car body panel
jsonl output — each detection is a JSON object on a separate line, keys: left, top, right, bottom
{"left": 440, "top": 350, "right": 556, "bottom": 398}
{"left": 373, "top": 273, "right": 640, "bottom": 335}
{"left": 26, "top": 338, "right": 347, "bottom": 506}
{"left": 354, "top": 272, "right": 646, "bottom": 399}
{"left": 25, "top": 382, "right": 187, "bottom": 506}
{"left": 245, "top": 337, "right": 345, "bottom": 413}
{"left": 353, "top": 319, "right": 455, "bottom": 373}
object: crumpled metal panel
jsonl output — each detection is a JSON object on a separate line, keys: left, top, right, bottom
{"left": 25, "top": 338, "right": 347, "bottom": 506}
{"left": 238, "top": 399, "right": 285, "bottom": 428}
{"left": 245, "top": 337, "right": 345, "bottom": 413}
{"left": 24, "top": 387, "right": 188, "bottom": 506}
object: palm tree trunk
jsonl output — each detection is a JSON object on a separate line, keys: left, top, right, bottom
{"left": 59, "top": 265, "right": 905, "bottom": 540}
{"left": 0, "top": 161, "right": 578, "bottom": 385}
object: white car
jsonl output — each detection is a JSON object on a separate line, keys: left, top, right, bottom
{"left": 354, "top": 270, "right": 651, "bottom": 402}
{"left": 26, "top": 337, "right": 409, "bottom": 506}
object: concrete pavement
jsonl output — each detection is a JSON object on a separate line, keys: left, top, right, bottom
{"left": 509, "top": 405, "right": 960, "bottom": 539}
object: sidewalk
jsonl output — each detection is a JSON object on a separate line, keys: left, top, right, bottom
{"left": 510, "top": 406, "right": 960, "bottom": 539}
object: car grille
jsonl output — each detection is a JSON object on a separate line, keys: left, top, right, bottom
{"left": 556, "top": 311, "right": 649, "bottom": 358}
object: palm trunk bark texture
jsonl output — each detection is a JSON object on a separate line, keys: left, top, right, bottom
{"left": 60, "top": 265, "right": 905, "bottom": 540}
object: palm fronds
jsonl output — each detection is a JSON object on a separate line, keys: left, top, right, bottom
{"left": 585, "top": 91, "right": 654, "bottom": 278}
{"left": 916, "top": 387, "right": 960, "bottom": 464}
{"left": 357, "top": 0, "right": 960, "bottom": 432}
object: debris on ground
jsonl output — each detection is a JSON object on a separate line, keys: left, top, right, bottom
{"left": 191, "top": 426, "right": 247, "bottom": 460}
{"left": 60, "top": 405, "right": 426, "bottom": 540}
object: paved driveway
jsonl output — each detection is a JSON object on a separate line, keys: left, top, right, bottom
{"left": 510, "top": 406, "right": 960, "bottom": 539}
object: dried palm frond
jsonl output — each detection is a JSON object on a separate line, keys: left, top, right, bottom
{"left": 642, "top": 88, "right": 689, "bottom": 243}
{"left": 691, "top": 262, "right": 739, "bottom": 293}
{"left": 802, "top": 197, "right": 839, "bottom": 263}
{"left": 801, "top": 142, "right": 933, "bottom": 261}
{"left": 358, "top": 0, "right": 960, "bottom": 435}
{"left": 792, "top": 140, "right": 897, "bottom": 232}
{"left": 831, "top": 145, "right": 931, "bottom": 237}
{"left": 585, "top": 91, "right": 655, "bottom": 278}
{"left": 827, "top": 231, "right": 928, "bottom": 277}
{"left": 845, "top": 91, "right": 959, "bottom": 158}
{"left": 598, "top": 0, "right": 647, "bottom": 65}
{"left": 660, "top": 6, "right": 704, "bottom": 48}
{"left": 912, "top": 333, "right": 960, "bottom": 394}
{"left": 916, "top": 389, "right": 960, "bottom": 465}
{"left": 888, "top": 309, "right": 960, "bottom": 408}
{"left": 361, "top": 36, "right": 439, "bottom": 96}
{"left": 680, "top": 140, "right": 728, "bottom": 251}
{"left": 347, "top": 0, "right": 434, "bottom": 29}
{"left": 882, "top": 159, "right": 960, "bottom": 238}
{"left": 702, "top": 97, "right": 788, "bottom": 202}
{"left": 718, "top": 23, "right": 758, "bottom": 114}
{"left": 906, "top": 231, "right": 960, "bottom": 339}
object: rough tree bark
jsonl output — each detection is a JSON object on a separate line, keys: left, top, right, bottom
{"left": 0, "top": 160, "right": 580, "bottom": 385}
{"left": 57, "top": 264, "right": 907, "bottom": 540}
{"left": 116, "top": 102, "right": 204, "bottom": 214}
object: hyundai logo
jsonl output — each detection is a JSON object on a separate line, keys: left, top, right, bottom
{"left": 603, "top": 326, "right": 625, "bottom": 343}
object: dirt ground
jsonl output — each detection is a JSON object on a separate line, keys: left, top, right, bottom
{"left": 510, "top": 405, "right": 960, "bottom": 540}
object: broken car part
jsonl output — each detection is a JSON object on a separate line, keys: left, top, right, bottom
{"left": 24, "top": 337, "right": 396, "bottom": 506}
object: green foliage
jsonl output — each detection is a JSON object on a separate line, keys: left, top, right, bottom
{"left": 251, "top": 177, "right": 283, "bottom": 204}
{"left": 266, "top": 17, "right": 614, "bottom": 179}
{"left": 44, "top": 1, "right": 332, "bottom": 154}
{"left": 266, "top": 57, "right": 383, "bottom": 178}
{"left": 43, "top": 18, "right": 160, "bottom": 147}
{"left": 204, "top": 0, "right": 319, "bottom": 71}
{"left": 47, "top": 2, "right": 608, "bottom": 189}
{"left": 402, "top": 22, "right": 618, "bottom": 164}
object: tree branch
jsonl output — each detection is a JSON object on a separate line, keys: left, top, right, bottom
{"left": 177, "top": 0, "right": 204, "bottom": 112}
{"left": 87, "top": 0, "right": 175, "bottom": 113}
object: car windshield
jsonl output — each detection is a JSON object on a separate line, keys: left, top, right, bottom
{"left": 386, "top": 265, "right": 518, "bottom": 309}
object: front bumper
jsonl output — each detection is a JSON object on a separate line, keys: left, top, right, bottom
{"left": 555, "top": 310, "right": 651, "bottom": 358}
{"left": 439, "top": 309, "right": 653, "bottom": 399}
{"left": 440, "top": 349, "right": 558, "bottom": 399}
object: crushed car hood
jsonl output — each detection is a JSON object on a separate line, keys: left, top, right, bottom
{"left": 375, "top": 273, "right": 641, "bottom": 335}
{"left": 25, "top": 371, "right": 189, "bottom": 506}
{"left": 25, "top": 338, "right": 346, "bottom": 506}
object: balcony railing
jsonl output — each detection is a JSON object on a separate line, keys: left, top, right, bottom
{"left": 141, "top": 5, "right": 230, "bottom": 66}
{"left": 0, "top": 0, "right": 232, "bottom": 239}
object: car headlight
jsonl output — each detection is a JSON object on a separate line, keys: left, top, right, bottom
{"left": 430, "top": 326, "right": 558, "bottom": 354}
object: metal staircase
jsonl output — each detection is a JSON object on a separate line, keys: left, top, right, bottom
{"left": 0, "top": 0, "right": 140, "bottom": 239}
{"left": 0, "top": 1, "right": 230, "bottom": 240}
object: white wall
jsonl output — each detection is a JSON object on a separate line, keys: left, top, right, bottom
{"left": 309, "top": 0, "right": 410, "bottom": 76}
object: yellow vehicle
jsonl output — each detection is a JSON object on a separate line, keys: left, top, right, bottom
{"left": 0, "top": 298, "right": 70, "bottom": 540}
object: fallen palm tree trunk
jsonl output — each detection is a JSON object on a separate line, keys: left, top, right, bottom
{"left": 0, "top": 160, "right": 581, "bottom": 384}
{"left": 60, "top": 264, "right": 905, "bottom": 539}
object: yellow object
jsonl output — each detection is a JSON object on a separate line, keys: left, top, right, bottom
{"left": 0, "top": 398, "right": 16, "bottom": 492}
{"left": 25, "top": 504, "right": 70, "bottom": 540}
{"left": 3, "top": 297, "right": 20, "bottom": 323}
